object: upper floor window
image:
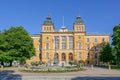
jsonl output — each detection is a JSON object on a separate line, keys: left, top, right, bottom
{"left": 55, "top": 36, "right": 59, "bottom": 41}
{"left": 46, "top": 27, "right": 48, "bottom": 31}
{"left": 101, "top": 42, "right": 105, "bottom": 47}
{"left": 39, "top": 38, "right": 42, "bottom": 42}
{"left": 78, "top": 43, "right": 81, "bottom": 49}
{"left": 44, "top": 27, "right": 46, "bottom": 31}
{"left": 69, "top": 36, "right": 73, "bottom": 41}
{"left": 55, "top": 43, "right": 59, "bottom": 49}
{"left": 94, "top": 53, "right": 97, "bottom": 59}
{"left": 46, "top": 43, "right": 49, "bottom": 49}
{"left": 50, "top": 27, "right": 51, "bottom": 31}
{"left": 39, "top": 45, "right": 42, "bottom": 51}
{"left": 78, "top": 52, "right": 81, "bottom": 58}
{"left": 62, "top": 36, "right": 66, "bottom": 41}
{"left": 76, "top": 27, "right": 81, "bottom": 32}
{"left": 94, "top": 44, "right": 98, "bottom": 51}
{"left": 69, "top": 42, "right": 73, "bottom": 49}
{"left": 102, "top": 38, "right": 105, "bottom": 42}
{"left": 87, "top": 38, "right": 90, "bottom": 42}
{"left": 86, "top": 44, "right": 90, "bottom": 50}
{"left": 94, "top": 37, "right": 97, "bottom": 42}
{"left": 87, "top": 53, "right": 90, "bottom": 58}
{"left": 62, "top": 43, "right": 66, "bottom": 49}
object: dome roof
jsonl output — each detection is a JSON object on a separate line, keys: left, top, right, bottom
{"left": 74, "top": 16, "right": 84, "bottom": 24}
{"left": 43, "top": 15, "right": 53, "bottom": 25}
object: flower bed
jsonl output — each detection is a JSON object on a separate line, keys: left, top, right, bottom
{"left": 22, "top": 67, "right": 85, "bottom": 73}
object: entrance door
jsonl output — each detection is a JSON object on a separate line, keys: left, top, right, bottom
{"left": 54, "top": 53, "right": 59, "bottom": 65}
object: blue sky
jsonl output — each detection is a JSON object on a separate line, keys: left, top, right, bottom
{"left": 0, "top": 0, "right": 120, "bottom": 35}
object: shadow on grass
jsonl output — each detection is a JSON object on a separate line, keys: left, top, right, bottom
{"left": 0, "top": 70, "right": 22, "bottom": 80}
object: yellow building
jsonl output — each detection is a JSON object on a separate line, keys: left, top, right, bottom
{"left": 27, "top": 15, "right": 109, "bottom": 66}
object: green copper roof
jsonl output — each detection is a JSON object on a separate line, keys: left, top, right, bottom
{"left": 43, "top": 15, "right": 53, "bottom": 25}
{"left": 74, "top": 16, "right": 84, "bottom": 24}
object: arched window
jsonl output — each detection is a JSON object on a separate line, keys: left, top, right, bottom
{"left": 69, "top": 53, "right": 73, "bottom": 61}
{"left": 62, "top": 53, "right": 66, "bottom": 61}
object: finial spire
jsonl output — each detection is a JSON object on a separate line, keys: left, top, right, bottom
{"left": 77, "top": 10, "right": 80, "bottom": 17}
{"left": 48, "top": 9, "right": 50, "bottom": 17}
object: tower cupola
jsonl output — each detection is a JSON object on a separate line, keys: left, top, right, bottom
{"left": 73, "top": 15, "right": 85, "bottom": 32}
{"left": 42, "top": 15, "right": 54, "bottom": 32}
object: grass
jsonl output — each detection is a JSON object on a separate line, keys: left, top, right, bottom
{"left": 111, "top": 65, "right": 120, "bottom": 69}
{"left": 100, "top": 65, "right": 120, "bottom": 70}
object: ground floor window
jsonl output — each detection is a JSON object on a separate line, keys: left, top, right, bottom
{"left": 62, "top": 53, "right": 66, "bottom": 61}
{"left": 69, "top": 53, "right": 73, "bottom": 61}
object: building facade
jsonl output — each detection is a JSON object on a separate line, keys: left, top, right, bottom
{"left": 26, "top": 15, "right": 109, "bottom": 66}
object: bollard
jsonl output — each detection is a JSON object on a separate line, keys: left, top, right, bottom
{"left": 109, "top": 65, "right": 111, "bottom": 70}
{"left": 91, "top": 65, "right": 93, "bottom": 69}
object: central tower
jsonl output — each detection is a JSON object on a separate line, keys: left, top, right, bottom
{"left": 42, "top": 15, "right": 54, "bottom": 32}
{"left": 73, "top": 15, "right": 85, "bottom": 32}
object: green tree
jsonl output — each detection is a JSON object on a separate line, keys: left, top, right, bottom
{"left": 99, "top": 43, "right": 114, "bottom": 64}
{"left": 0, "top": 31, "right": 11, "bottom": 66}
{"left": 0, "top": 26, "right": 35, "bottom": 66}
{"left": 112, "top": 24, "right": 120, "bottom": 65}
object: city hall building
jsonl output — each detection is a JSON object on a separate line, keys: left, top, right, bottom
{"left": 26, "top": 15, "right": 109, "bottom": 66}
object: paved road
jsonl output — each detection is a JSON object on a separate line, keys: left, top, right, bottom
{"left": 0, "top": 67, "right": 120, "bottom": 80}
{"left": 0, "top": 75, "right": 120, "bottom": 80}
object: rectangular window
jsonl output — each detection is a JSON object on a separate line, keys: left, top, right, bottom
{"left": 102, "top": 38, "right": 105, "bottom": 42}
{"left": 69, "top": 36, "right": 73, "bottom": 41}
{"left": 50, "top": 27, "right": 51, "bottom": 31}
{"left": 55, "top": 36, "right": 59, "bottom": 41}
{"left": 94, "top": 53, "right": 97, "bottom": 59}
{"left": 46, "top": 43, "right": 49, "bottom": 49}
{"left": 62, "top": 36, "right": 66, "bottom": 41}
{"left": 62, "top": 43, "right": 66, "bottom": 49}
{"left": 86, "top": 44, "right": 90, "bottom": 50}
{"left": 39, "top": 45, "right": 42, "bottom": 51}
{"left": 44, "top": 27, "right": 46, "bottom": 31}
{"left": 94, "top": 38, "right": 97, "bottom": 42}
{"left": 55, "top": 43, "right": 59, "bottom": 49}
{"left": 78, "top": 53, "right": 81, "bottom": 58}
{"left": 78, "top": 43, "right": 81, "bottom": 49}
{"left": 39, "top": 38, "right": 42, "bottom": 42}
{"left": 87, "top": 38, "right": 90, "bottom": 42}
{"left": 76, "top": 27, "right": 81, "bottom": 32}
{"left": 94, "top": 44, "right": 98, "bottom": 51}
{"left": 69, "top": 42, "right": 73, "bottom": 49}
{"left": 87, "top": 53, "right": 90, "bottom": 58}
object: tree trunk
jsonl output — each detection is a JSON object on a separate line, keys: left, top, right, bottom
{"left": 10, "top": 61, "right": 12, "bottom": 66}
{"left": 1, "top": 61, "right": 4, "bottom": 66}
